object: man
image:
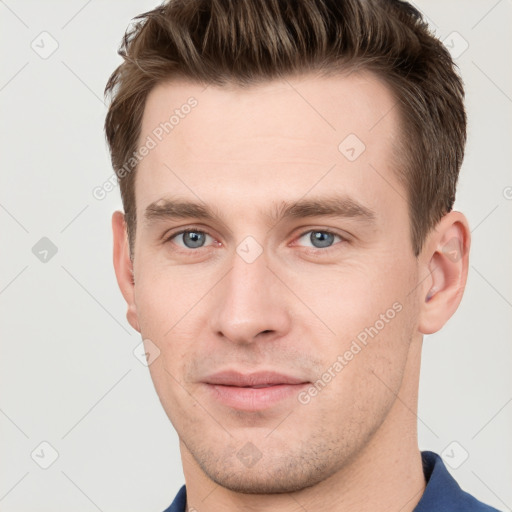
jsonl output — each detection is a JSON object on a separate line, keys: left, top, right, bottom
{"left": 104, "top": 0, "right": 500, "bottom": 510}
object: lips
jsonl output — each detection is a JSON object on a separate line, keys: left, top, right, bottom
{"left": 203, "top": 370, "right": 308, "bottom": 387}
{"left": 201, "top": 370, "right": 310, "bottom": 411}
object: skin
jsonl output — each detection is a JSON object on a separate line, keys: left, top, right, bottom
{"left": 112, "top": 71, "right": 470, "bottom": 512}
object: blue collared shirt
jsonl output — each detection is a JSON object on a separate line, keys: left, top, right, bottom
{"left": 162, "top": 451, "right": 501, "bottom": 511}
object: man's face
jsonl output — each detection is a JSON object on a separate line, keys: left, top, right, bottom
{"left": 128, "top": 72, "right": 423, "bottom": 492}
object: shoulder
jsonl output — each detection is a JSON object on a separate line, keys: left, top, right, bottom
{"left": 161, "top": 484, "right": 187, "bottom": 512}
{"left": 414, "top": 451, "right": 502, "bottom": 512}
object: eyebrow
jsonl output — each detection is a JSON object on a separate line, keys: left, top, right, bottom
{"left": 268, "top": 196, "right": 376, "bottom": 225}
{"left": 143, "top": 195, "right": 376, "bottom": 227}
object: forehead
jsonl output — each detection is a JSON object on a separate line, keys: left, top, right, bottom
{"left": 141, "top": 70, "right": 400, "bottom": 152}
{"left": 136, "top": 71, "right": 404, "bottom": 220}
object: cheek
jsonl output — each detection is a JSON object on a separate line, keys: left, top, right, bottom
{"left": 133, "top": 260, "right": 204, "bottom": 339}
{"left": 133, "top": 265, "right": 207, "bottom": 392}
{"left": 291, "top": 255, "right": 418, "bottom": 390}
{"left": 305, "top": 298, "right": 416, "bottom": 432}
{"left": 290, "top": 257, "right": 411, "bottom": 340}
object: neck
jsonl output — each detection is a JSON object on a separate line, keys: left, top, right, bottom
{"left": 181, "top": 338, "right": 426, "bottom": 512}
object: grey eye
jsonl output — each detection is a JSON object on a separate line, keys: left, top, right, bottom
{"left": 310, "top": 231, "right": 335, "bottom": 248}
{"left": 176, "top": 231, "right": 210, "bottom": 249}
{"left": 297, "top": 230, "right": 341, "bottom": 249}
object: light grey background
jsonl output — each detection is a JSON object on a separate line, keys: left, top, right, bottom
{"left": 1, "top": 1, "right": 511, "bottom": 511}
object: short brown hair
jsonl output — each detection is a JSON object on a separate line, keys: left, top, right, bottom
{"left": 104, "top": 0, "right": 466, "bottom": 257}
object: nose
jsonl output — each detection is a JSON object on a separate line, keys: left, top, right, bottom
{"left": 208, "top": 250, "right": 292, "bottom": 345}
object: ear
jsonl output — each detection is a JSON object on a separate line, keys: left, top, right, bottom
{"left": 417, "top": 211, "right": 470, "bottom": 335}
{"left": 112, "top": 211, "right": 140, "bottom": 333}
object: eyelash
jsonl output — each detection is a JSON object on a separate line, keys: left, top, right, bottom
{"left": 163, "top": 227, "right": 347, "bottom": 253}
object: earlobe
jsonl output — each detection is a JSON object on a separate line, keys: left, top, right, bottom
{"left": 112, "top": 211, "right": 140, "bottom": 333}
{"left": 418, "top": 211, "right": 470, "bottom": 335}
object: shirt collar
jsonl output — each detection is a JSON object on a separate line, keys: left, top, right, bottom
{"left": 163, "top": 451, "right": 498, "bottom": 512}
{"left": 413, "top": 450, "right": 498, "bottom": 511}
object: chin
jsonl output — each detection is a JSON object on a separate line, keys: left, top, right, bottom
{"left": 206, "top": 470, "right": 324, "bottom": 495}
{"left": 195, "top": 450, "right": 339, "bottom": 495}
